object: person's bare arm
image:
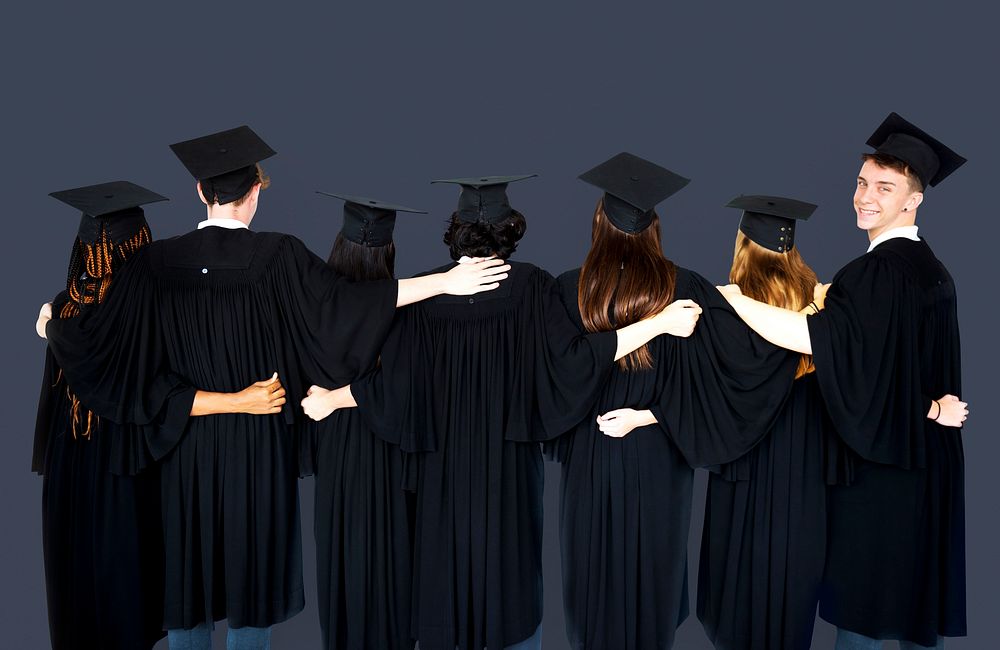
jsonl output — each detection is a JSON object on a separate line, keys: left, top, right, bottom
{"left": 300, "top": 384, "right": 357, "bottom": 421}
{"left": 718, "top": 285, "right": 812, "bottom": 355}
{"left": 929, "top": 394, "right": 968, "bottom": 427}
{"left": 396, "top": 258, "right": 511, "bottom": 307}
{"left": 190, "top": 373, "right": 286, "bottom": 416}
{"left": 612, "top": 299, "right": 703, "bottom": 361}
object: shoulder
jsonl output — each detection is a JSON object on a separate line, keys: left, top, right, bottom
{"left": 556, "top": 267, "right": 581, "bottom": 290}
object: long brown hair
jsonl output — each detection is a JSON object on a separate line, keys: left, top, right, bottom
{"left": 729, "top": 230, "right": 816, "bottom": 377}
{"left": 58, "top": 217, "right": 153, "bottom": 438}
{"left": 579, "top": 199, "right": 676, "bottom": 370}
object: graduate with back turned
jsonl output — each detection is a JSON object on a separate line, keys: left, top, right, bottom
{"left": 35, "top": 126, "right": 510, "bottom": 649}
{"left": 718, "top": 113, "right": 969, "bottom": 650}
{"left": 300, "top": 173, "right": 703, "bottom": 650}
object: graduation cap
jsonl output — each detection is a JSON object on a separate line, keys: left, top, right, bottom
{"left": 578, "top": 152, "right": 690, "bottom": 234}
{"left": 169, "top": 125, "right": 276, "bottom": 205}
{"left": 316, "top": 191, "right": 426, "bottom": 246}
{"left": 866, "top": 112, "right": 966, "bottom": 188}
{"left": 431, "top": 174, "right": 537, "bottom": 224}
{"left": 726, "top": 195, "right": 817, "bottom": 254}
{"left": 50, "top": 180, "right": 167, "bottom": 244}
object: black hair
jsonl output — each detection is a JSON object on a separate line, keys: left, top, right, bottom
{"left": 442, "top": 210, "right": 527, "bottom": 261}
{"left": 326, "top": 232, "right": 396, "bottom": 281}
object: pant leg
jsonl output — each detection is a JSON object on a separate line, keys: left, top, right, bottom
{"left": 504, "top": 624, "right": 541, "bottom": 650}
{"left": 835, "top": 628, "right": 883, "bottom": 650}
{"left": 226, "top": 625, "right": 272, "bottom": 650}
{"left": 168, "top": 622, "right": 213, "bottom": 650}
{"left": 898, "top": 637, "right": 944, "bottom": 650}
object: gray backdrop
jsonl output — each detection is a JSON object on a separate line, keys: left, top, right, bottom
{"left": 2, "top": 2, "right": 996, "bottom": 648}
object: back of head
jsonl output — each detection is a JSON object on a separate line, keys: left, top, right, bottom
{"left": 578, "top": 199, "right": 676, "bottom": 371}
{"left": 63, "top": 209, "right": 152, "bottom": 318}
{"left": 326, "top": 232, "right": 396, "bottom": 281}
{"left": 729, "top": 231, "right": 817, "bottom": 376}
{"left": 442, "top": 210, "right": 527, "bottom": 261}
{"left": 60, "top": 209, "right": 153, "bottom": 438}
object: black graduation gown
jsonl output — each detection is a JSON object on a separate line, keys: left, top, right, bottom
{"left": 45, "top": 227, "right": 398, "bottom": 630}
{"left": 697, "top": 373, "right": 832, "bottom": 650}
{"left": 33, "top": 293, "right": 166, "bottom": 650}
{"left": 806, "top": 237, "right": 965, "bottom": 646}
{"left": 544, "top": 268, "right": 799, "bottom": 650}
{"left": 299, "top": 403, "right": 414, "bottom": 649}
{"left": 351, "top": 260, "right": 618, "bottom": 650}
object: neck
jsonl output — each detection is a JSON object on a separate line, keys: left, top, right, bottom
{"left": 205, "top": 203, "right": 253, "bottom": 226}
{"left": 867, "top": 212, "right": 917, "bottom": 242}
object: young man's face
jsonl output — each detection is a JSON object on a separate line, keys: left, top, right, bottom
{"left": 854, "top": 158, "right": 922, "bottom": 240}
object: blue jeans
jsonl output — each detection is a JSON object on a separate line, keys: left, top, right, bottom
{"left": 835, "top": 628, "right": 944, "bottom": 650}
{"left": 504, "top": 624, "right": 542, "bottom": 650}
{"left": 167, "top": 622, "right": 272, "bottom": 650}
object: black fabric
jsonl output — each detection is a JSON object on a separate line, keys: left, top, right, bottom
{"left": 33, "top": 294, "right": 165, "bottom": 650}
{"left": 75, "top": 207, "right": 150, "bottom": 245}
{"left": 431, "top": 175, "right": 536, "bottom": 224}
{"left": 807, "top": 237, "right": 966, "bottom": 645}
{"left": 45, "top": 227, "right": 399, "bottom": 629}
{"left": 316, "top": 192, "right": 426, "bottom": 247}
{"left": 50, "top": 180, "right": 168, "bottom": 219}
{"left": 697, "top": 374, "right": 832, "bottom": 650}
{"left": 577, "top": 152, "right": 690, "bottom": 233}
{"left": 351, "top": 261, "right": 617, "bottom": 650}
{"left": 543, "top": 268, "right": 798, "bottom": 650}
{"left": 866, "top": 112, "right": 966, "bottom": 188}
{"left": 299, "top": 411, "right": 414, "bottom": 650}
{"left": 199, "top": 164, "right": 259, "bottom": 205}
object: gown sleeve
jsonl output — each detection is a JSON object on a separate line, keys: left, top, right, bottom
{"left": 505, "top": 268, "right": 618, "bottom": 441}
{"left": 265, "top": 235, "right": 399, "bottom": 424}
{"left": 351, "top": 304, "right": 436, "bottom": 451}
{"left": 806, "top": 251, "right": 927, "bottom": 469}
{"left": 44, "top": 252, "right": 197, "bottom": 465}
{"left": 649, "top": 271, "right": 800, "bottom": 467}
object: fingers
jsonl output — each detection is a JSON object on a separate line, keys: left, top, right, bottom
{"left": 474, "top": 258, "right": 507, "bottom": 269}
{"left": 253, "top": 371, "right": 280, "bottom": 387}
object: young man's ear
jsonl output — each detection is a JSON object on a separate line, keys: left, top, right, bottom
{"left": 196, "top": 182, "right": 210, "bottom": 206}
{"left": 903, "top": 192, "right": 924, "bottom": 213}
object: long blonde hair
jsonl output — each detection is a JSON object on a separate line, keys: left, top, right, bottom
{"left": 729, "top": 231, "right": 816, "bottom": 378}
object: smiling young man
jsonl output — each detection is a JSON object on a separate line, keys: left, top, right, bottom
{"left": 718, "top": 113, "right": 968, "bottom": 649}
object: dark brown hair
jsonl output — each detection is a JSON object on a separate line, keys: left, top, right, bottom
{"left": 578, "top": 199, "right": 676, "bottom": 371}
{"left": 729, "top": 231, "right": 817, "bottom": 378}
{"left": 862, "top": 152, "right": 923, "bottom": 193}
{"left": 442, "top": 210, "right": 527, "bottom": 260}
{"left": 326, "top": 233, "right": 396, "bottom": 281}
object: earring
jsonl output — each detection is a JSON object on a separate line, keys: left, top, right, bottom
{"left": 902, "top": 208, "right": 908, "bottom": 212}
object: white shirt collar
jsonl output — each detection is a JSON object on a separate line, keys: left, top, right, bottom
{"left": 198, "top": 218, "right": 249, "bottom": 230}
{"left": 867, "top": 225, "right": 919, "bottom": 253}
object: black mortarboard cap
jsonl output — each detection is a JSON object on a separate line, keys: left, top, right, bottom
{"left": 316, "top": 191, "right": 426, "bottom": 247}
{"left": 169, "top": 125, "right": 276, "bottom": 205}
{"left": 866, "top": 112, "right": 966, "bottom": 188}
{"left": 431, "top": 174, "right": 537, "bottom": 224}
{"left": 726, "top": 195, "right": 816, "bottom": 253}
{"left": 50, "top": 181, "right": 167, "bottom": 244}
{"left": 578, "top": 152, "right": 690, "bottom": 233}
